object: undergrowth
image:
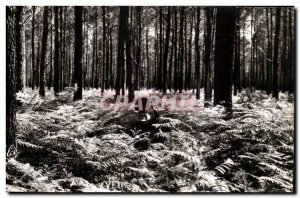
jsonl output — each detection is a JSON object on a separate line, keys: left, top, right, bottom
{"left": 6, "top": 88, "right": 294, "bottom": 192}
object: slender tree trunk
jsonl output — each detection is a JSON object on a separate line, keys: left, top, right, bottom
{"left": 31, "top": 6, "right": 35, "bottom": 90}
{"left": 168, "top": 9, "right": 174, "bottom": 91}
{"left": 36, "top": 28, "right": 41, "bottom": 88}
{"left": 195, "top": 7, "right": 201, "bottom": 99}
{"left": 95, "top": 8, "right": 99, "bottom": 89}
{"left": 266, "top": 8, "right": 271, "bottom": 95}
{"left": 281, "top": 9, "right": 288, "bottom": 92}
{"left": 126, "top": 7, "right": 134, "bottom": 102}
{"left": 39, "top": 6, "right": 49, "bottom": 97}
{"left": 272, "top": 7, "right": 281, "bottom": 99}
{"left": 242, "top": 18, "right": 246, "bottom": 88}
{"left": 115, "top": 7, "right": 128, "bottom": 97}
{"left": 157, "top": 7, "right": 163, "bottom": 90}
{"left": 105, "top": 8, "right": 110, "bottom": 90}
{"left": 15, "top": 6, "right": 24, "bottom": 92}
{"left": 54, "top": 7, "right": 60, "bottom": 96}
{"left": 178, "top": 7, "right": 184, "bottom": 93}
{"left": 73, "top": 6, "right": 83, "bottom": 101}
{"left": 214, "top": 7, "right": 236, "bottom": 108}
{"left": 146, "top": 28, "right": 151, "bottom": 89}
{"left": 173, "top": 7, "right": 178, "bottom": 92}
{"left": 92, "top": 26, "right": 95, "bottom": 88}
{"left": 101, "top": 6, "right": 106, "bottom": 95}
{"left": 7, "top": 6, "right": 17, "bottom": 153}
{"left": 233, "top": 8, "right": 241, "bottom": 95}
{"left": 48, "top": 7, "right": 53, "bottom": 90}
{"left": 59, "top": 7, "right": 63, "bottom": 91}
{"left": 162, "top": 7, "right": 171, "bottom": 94}
{"left": 288, "top": 8, "right": 294, "bottom": 94}
{"left": 109, "top": 26, "right": 114, "bottom": 89}
{"left": 187, "top": 13, "right": 193, "bottom": 90}
{"left": 204, "top": 7, "right": 212, "bottom": 101}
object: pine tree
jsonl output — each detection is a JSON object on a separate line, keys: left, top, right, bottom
{"left": 214, "top": 7, "right": 236, "bottom": 108}
{"left": 115, "top": 6, "right": 128, "bottom": 97}
{"left": 54, "top": 7, "right": 60, "bottom": 96}
{"left": 195, "top": 7, "right": 201, "bottom": 100}
{"left": 73, "top": 6, "right": 83, "bottom": 101}
{"left": 7, "top": 6, "right": 17, "bottom": 153}
{"left": 272, "top": 7, "right": 281, "bottom": 99}
{"left": 15, "top": 6, "right": 24, "bottom": 92}
{"left": 39, "top": 6, "right": 49, "bottom": 97}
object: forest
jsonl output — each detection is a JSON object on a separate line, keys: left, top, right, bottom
{"left": 6, "top": 6, "right": 295, "bottom": 193}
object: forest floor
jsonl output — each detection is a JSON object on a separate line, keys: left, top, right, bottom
{"left": 6, "top": 88, "right": 294, "bottom": 193}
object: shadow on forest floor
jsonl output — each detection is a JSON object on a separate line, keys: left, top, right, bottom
{"left": 6, "top": 88, "right": 294, "bottom": 192}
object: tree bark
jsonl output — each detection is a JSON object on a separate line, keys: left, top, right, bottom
{"left": 48, "top": 7, "right": 53, "bottom": 90}
{"left": 178, "top": 7, "right": 184, "bottom": 93}
{"left": 195, "top": 7, "right": 201, "bottom": 100}
{"left": 31, "top": 6, "right": 35, "bottom": 90}
{"left": 162, "top": 7, "right": 171, "bottom": 94}
{"left": 73, "top": 6, "right": 83, "bottom": 101}
{"left": 15, "top": 6, "right": 24, "bottom": 92}
{"left": 204, "top": 7, "right": 213, "bottom": 101}
{"left": 54, "top": 7, "right": 60, "bottom": 96}
{"left": 115, "top": 6, "right": 128, "bottom": 97}
{"left": 39, "top": 6, "right": 49, "bottom": 97}
{"left": 7, "top": 6, "right": 17, "bottom": 153}
{"left": 101, "top": 6, "right": 106, "bottom": 95}
{"left": 272, "top": 7, "right": 281, "bottom": 99}
{"left": 233, "top": 8, "right": 241, "bottom": 95}
{"left": 126, "top": 7, "right": 134, "bottom": 102}
{"left": 214, "top": 7, "right": 236, "bottom": 108}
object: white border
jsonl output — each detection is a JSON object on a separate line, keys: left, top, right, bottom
{"left": 0, "top": 0, "right": 298, "bottom": 197}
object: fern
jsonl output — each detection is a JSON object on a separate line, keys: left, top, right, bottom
{"left": 214, "top": 158, "right": 235, "bottom": 176}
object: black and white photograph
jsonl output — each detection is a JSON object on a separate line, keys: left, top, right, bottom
{"left": 6, "top": 4, "right": 295, "bottom": 193}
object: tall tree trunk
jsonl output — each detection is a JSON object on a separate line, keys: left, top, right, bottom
{"left": 173, "top": 7, "right": 178, "bottom": 92}
{"left": 288, "top": 8, "right": 294, "bottom": 94}
{"left": 266, "top": 8, "right": 271, "bottom": 94}
{"left": 195, "top": 7, "right": 201, "bottom": 99}
{"left": 157, "top": 7, "right": 163, "bottom": 90}
{"left": 115, "top": 6, "right": 128, "bottom": 97}
{"left": 31, "top": 6, "right": 35, "bottom": 90}
{"left": 73, "top": 6, "right": 83, "bottom": 101}
{"left": 126, "top": 7, "right": 134, "bottom": 102}
{"left": 168, "top": 9, "right": 174, "bottom": 91}
{"left": 101, "top": 6, "right": 106, "bottom": 95}
{"left": 233, "top": 8, "right": 241, "bottom": 95}
{"left": 105, "top": 8, "right": 110, "bottom": 90}
{"left": 187, "top": 13, "right": 193, "bottom": 90}
{"left": 272, "top": 7, "right": 281, "bottom": 99}
{"left": 146, "top": 27, "right": 151, "bottom": 89}
{"left": 214, "top": 7, "right": 236, "bottom": 108}
{"left": 162, "top": 7, "right": 171, "bottom": 94}
{"left": 7, "top": 6, "right": 17, "bottom": 153}
{"left": 36, "top": 28, "right": 41, "bottom": 88}
{"left": 91, "top": 25, "right": 95, "bottom": 87}
{"left": 15, "top": 6, "right": 24, "bottom": 92}
{"left": 204, "top": 7, "right": 212, "bottom": 101}
{"left": 178, "top": 7, "right": 184, "bottom": 93}
{"left": 109, "top": 26, "right": 114, "bottom": 89}
{"left": 242, "top": 17, "right": 246, "bottom": 88}
{"left": 94, "top": 8, "right": 99, "bottom": 89}
{"left": 281, "top": 8, "right": 288, "bottom": 92}
{"left": 39, "top": 6, "right": 49, "bottom": 97}
{"left": 54, "top": 7, "right": 60, "bottom": 96}
{"left": 48, "top": 7, "right": 53, "bottom": 90}
{"left": 136, "top": 7, "right": 142, "bottom": 90}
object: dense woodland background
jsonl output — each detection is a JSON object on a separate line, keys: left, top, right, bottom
{"left": 6, "top": 6, "right": 295, "bottom": 193}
